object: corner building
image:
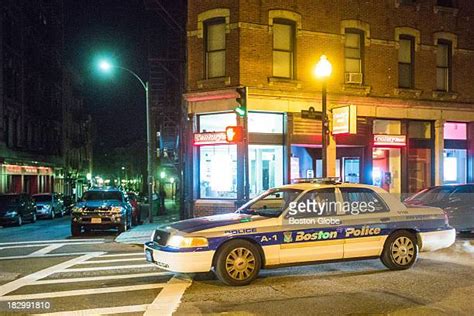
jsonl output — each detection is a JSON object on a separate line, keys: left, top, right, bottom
{"left": 184, "top": 0, "right": 474, "bottom": 217}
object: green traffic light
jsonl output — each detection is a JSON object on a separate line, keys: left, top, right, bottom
{"left": 235, "top": 106, "right": 246, "bottom": 117}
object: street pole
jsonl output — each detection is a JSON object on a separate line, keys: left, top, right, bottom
{"left": 145, "top": 82, "right": 154, "bottom": 223}
{"left": 321, "top": 80, "right": 328, "bottom": 178}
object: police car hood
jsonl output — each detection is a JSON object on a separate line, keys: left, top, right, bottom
{"left": 167, "top": 213, "right": 269, "bottom": 234}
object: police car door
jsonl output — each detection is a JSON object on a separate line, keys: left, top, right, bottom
{"left": 279, "top": 188, "right": 344, "bottom": 264}
{"left": 338, "top": 187, "right": 390, "bottom": 259}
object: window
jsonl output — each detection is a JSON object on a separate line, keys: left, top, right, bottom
{"left": 292, "top": 188, "right": 337, "bottom": 218}
{"left": 408, "top": 121, "right": 431, "bottom": 139}
{"left": 248, "top": 112, "right": 283, "bottom": 134}
{"left": 400, "top": 0, "right": 415, "bottom": 3}
{"left": 273, "top": 20, "right": 295, "bottom": 79}
{"left": 436, "top": 40, "right": 452, "bottom": 91}
{"left": 340, "top": 188, "right": 389, "bottom": 214}
{"left": 344, "top": 30, "right": 363, "bottom": 83}
{"left": 205, "top": 18, "right": 226, "bottom": 78}
{"left": 398, "top": 36, "right": 414, "bottom": 88}
{"left": 444, "top": 122, "right": 466, "bottom": 140}
{"left": 437, "top": 0, "right": 454, "bottom": 7}
{"left": 443, "top": 149, "right": 467, "bottom": 184}
{"left": 200, "top": 145, "right": 237, "bottom": 198}
{"left": 249, "top": 145, "right": 284, "bottom": 197}
{"left": 199, "top": 113, "right": 236, "bottom": 132}
{"left": 238, "top": 189, "right": 303, "bottom": 217}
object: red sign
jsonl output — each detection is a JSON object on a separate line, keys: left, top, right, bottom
{"left": 225, "top": 126, "right": 243, "bottom": 143}
{"left": 374, "top": 134, "right": 406, "bottom": 147}
{"left": 194, "top": 132, "right": 228, "bottom": 145}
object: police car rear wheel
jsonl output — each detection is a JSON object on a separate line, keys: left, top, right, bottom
{"left": 381, "top": 231, "right": 417, "bottom": 270}
{"left": 215, "top": 240, "right": 261, "bottom": 286}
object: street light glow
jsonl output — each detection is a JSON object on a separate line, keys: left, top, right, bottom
{"left": 99, "top": 60, "right": 112, "bottom": 72}
{"left": 314, "top": 55, "right": 332, "bottom": 79}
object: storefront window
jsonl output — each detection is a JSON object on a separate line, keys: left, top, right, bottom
{"left": 443, "top": 149, "right": 467, "bottom": 184}
{"left": 408, "top": 148, "right": 432, "bottom": 193}
{"left": 249, "top": 145, "right": 283, "bottom": 197}
{"left": 444, "top": 122, "right": 467, "bottom": 140}
{"left": 200, "top": 145, "right": 237, "bottom": 198}
{"left": 409, "top": 121, "right": 431, "bottom": 139}
{"left": 373, "top": 120, "right": 401, "bottom": 135}
{"left": 199, "top": 113, "right": 236, "bottom": 132}
{"left": 248, "top": 112, "right": 283, "bottom": 134}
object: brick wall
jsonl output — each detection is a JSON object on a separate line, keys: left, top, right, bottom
{"left": 188, "top": 0, "right": 474, "bottom": 103}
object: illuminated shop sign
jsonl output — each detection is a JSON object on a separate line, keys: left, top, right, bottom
{"left": 332, "top": 105, "right": 357, "bottom": 135}
{"left": 373, "top": 134, "right": 406, "bottom": 147}
{"left": 194, "top": 132, "right": 228, "bottom": 145}
{"left": 3, "top": 164, "right": 53, "bottom": 175}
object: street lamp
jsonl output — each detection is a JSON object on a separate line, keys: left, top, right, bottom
{"left": 314, "top": 55, "right": 332, "bottom": 178}
{"left": 97, "top": 59, "right": 155, "bottom": 223}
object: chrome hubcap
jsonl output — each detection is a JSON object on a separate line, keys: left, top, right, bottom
{"left": 225, "top": 247, "right": 256, "bottom": 281}
{"left": 391, "top": 236, "right": 415, "bottom": 265}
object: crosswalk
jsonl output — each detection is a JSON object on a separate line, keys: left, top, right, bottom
{"left": 0, "top": 239, "right": 192, "bottom": 315}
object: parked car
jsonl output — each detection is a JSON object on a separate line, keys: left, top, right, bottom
{"left": 0, "top": 193, "right": 37, "bottom": 226}
{"left": 145, "top": 180, "right": 455, "bottom": 286}
{"left": 32, "top": 193, "right": 64, "bottom": 219}
{"left": 405, "top": 184, "right": 474, "bottom": 233}
{"left": 71, "top": 188, "right": 133, "bottom": 236}
{"left": 127, "top": 192, "right": 141, "bottom": 225}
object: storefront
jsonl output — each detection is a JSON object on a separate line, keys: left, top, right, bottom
{"left": 443, "top": 122, "right": 468, "bottom": 184}
{"left": 0, "top": 163, "right": 55, "bottom": 194}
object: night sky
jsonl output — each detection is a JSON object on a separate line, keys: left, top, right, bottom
{"left": 64, "top": 0, "right": 149, "bottom": 176}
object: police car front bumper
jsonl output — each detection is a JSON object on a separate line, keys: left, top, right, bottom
{"left": 144, "top": 241, "right": 214, "bottom": 273}
{"left": 418, "top": 228, "right": 456, "bottom": 252}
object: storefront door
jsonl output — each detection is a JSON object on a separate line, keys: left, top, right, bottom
{"left": 372, "top": 148, "right": 401, "bottom": 193}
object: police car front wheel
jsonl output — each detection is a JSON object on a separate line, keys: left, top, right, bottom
{"left": 215, "top": 239, "right": 262, "bottom": 286}
{"left": 381, "top": 231, "right": 418, "bottom": 270}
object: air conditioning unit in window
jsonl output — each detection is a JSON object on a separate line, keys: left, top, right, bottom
{"left": 345, "top": 72, "right": 363, "bottom": 84}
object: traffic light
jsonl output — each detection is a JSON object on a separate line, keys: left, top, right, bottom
{"left": 235, "top": 87, "right": 247, "bottom": 117}
{"left": 225, "top": 126, "right": 243, "bottom": 143}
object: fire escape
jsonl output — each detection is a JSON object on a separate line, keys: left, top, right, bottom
{"left": 144, "top": 0, "right": 186, "bottom": 171}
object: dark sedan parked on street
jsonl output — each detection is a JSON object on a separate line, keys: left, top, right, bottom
{"left": 0, "top": 193, "right": 37, "bottom": 227}
{"left": 404, "top": 184, "right": 474, "bottom": 233}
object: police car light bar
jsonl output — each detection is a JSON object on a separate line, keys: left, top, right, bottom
{"left": 291, "top": 177, "right": 342, "bottom": 185}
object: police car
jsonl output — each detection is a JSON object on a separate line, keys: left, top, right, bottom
{"left": 144, "top": 179, "right": 455, "bottom": 286}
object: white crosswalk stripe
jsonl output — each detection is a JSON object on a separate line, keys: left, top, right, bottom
{"left": 0, "top": 240, "right": 192, "bottom": 315}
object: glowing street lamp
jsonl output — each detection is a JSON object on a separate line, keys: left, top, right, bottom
{"left": 95, "top": 57, "right": 154, "bottom": 223}
{"left": 314, "top": 55, "right": 333, "bottom": 178}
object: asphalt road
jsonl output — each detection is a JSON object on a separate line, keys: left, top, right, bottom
{"left": 0, "top": 218, "right": 473, "bottom": 315}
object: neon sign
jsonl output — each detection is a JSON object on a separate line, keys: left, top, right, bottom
{"left": 194, "top": 132, "right": 228, "bottom": 145}
{"left": 373, "top": 134, "right": 406, "bottom": 147}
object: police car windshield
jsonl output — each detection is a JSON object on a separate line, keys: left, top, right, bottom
{"left": 237, "top": 189, "right": 303, "bottom": 217}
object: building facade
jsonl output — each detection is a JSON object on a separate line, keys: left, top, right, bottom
{"left": 185, "top": 0, "right": 474, "bottom": 217}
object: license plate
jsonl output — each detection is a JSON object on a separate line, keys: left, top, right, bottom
{"left": 91, "top": 217, "right": 102, "bottom": 224}
{"left": 145, "top": 249, "right": 154, "bottom": 263}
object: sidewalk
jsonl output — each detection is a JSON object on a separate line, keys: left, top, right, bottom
{"left": 115, "top": 200, "right": 180, "bottom": 245}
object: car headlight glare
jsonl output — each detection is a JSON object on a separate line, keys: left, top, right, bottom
{"left": 5, "top": 211, "right": 17, "bottom": 216}
{"left": 167, "top": 236, "right": 209, "bottom": 248}
{"left": 44, "top": 205, "right": 52, "bottom": 210}
{"left": 72, "top": 206, "right": 83, "bottom": 214}
{"left": 111, "top": 206, "right": 123, "bottom": 213}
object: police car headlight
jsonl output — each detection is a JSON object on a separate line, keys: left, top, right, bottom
{"left": 167, "top": 236, "right": 208, "bottom": 248}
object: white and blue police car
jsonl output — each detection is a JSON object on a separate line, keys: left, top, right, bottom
{"left": 144, "top": 180, "right": 455, "bottom": 286}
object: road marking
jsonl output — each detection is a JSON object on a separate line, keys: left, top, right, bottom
{"left": 0, "top": 239, "right": 105, "bottom": 246}
{"left": 0, "top": 252, "right": 98, "bottom": 261}
{"left": 33, "top": 304, "right": 149, "bottom": 316}
{"left": 0, "top": 241, "right": 103, "bottom": 250}
{"left": 0, "top": 283, "right": 164, "bottom": 301}
{"left": 0, "top": 252, "right": 104, "bottom": 297}
{"left": 99, "top": 252, "right": 143, "bottom": 257}
{"left": 144, "top": 274, "right": 193, "bottom": 316}
{"left": 77, "top": 257, "right": 144, "bottom": 264}
{"left": 61, "top": 263, "right": 156, "bottom": 272}
{"left": 34, "top": 272, "right": 172, "bottom": 285}
{"left": 27, "top": 244, "right": 65, "bottom": 257}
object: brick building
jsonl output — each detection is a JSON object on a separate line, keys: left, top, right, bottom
{"left": 184, "top": 0, "right": 474, "bottom": 217}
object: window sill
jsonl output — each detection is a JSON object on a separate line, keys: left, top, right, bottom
{"left": 394, "top": 88, "right": 423, "bottom": 98}
{"left": 268, "top": 77, "right": 302, "bottom": 88}
{"left": 197, "top": 77, "right": 231, "bottom": 89}
{"left": 433, "top": 5, "right": 458, "bottom": 16}
{"left": 342, "top": 83, "right": 372, "bottom": 96}
{"left": 432, "top": 90, "right": 458, "bottom": 100}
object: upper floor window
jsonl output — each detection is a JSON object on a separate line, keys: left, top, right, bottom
{"left": 398, "top": 35, "right": 415, "bottom": 89}
{"left": 273, "top": 20, "right": 295, "bottom": 79}
{"left": 344, "top": 29, "right": 364, "bottom": 84}
{"left": 437, "top": 0, "right": 454, "bottom": 7}
{"left": 436, "top": 40, "right": 452, "bottom": 91}
{"left": 205, "top": 18, "right": 226, "bottom": 78}
{"left": 400, "top": 0, "right": 416, "bottom": 4}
